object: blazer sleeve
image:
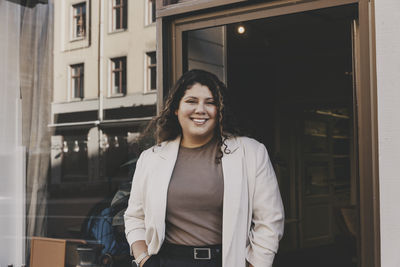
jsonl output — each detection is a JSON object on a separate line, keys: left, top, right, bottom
{"left": 124, "top": 150, "right": 147, "bottom": 252}
{"left": 246, "top": 143, "right": 285, "bottom": 267}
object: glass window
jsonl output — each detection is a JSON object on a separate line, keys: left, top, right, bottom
{"left": 70, "top": 63, "right": 84, "bottom": 99}
{"left": 111, "top": 57, "right": 127, "bottom": 95}
{"left": 112, "top": 0, "right": 127, "bottom": 30}
{"left": 13, "top": 0, "right": 157, "bottom": 265}
{"left": 73, "top": 2, "right": 86, "bottom": 38}
{"left": 147, "top": 0, "right": 156, "bottom": 25}
{"left": 146, "top": 52, "right": 156, "bottom": 92}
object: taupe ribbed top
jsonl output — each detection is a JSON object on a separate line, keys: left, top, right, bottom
{"left": 165, "top": 138, "right": 224, "bottom": 246}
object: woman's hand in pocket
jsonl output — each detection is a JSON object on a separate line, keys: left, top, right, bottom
{"left": 140, "top": 255, "right": 151, "bottom": 267}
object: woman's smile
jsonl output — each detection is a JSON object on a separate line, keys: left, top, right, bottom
{"left": 175, "top": 83, "right": 217, "bottom": 147}
{"left": 191, "top": 117, "right": 208, "bottom": 125}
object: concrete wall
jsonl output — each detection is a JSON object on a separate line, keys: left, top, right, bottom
{"left": 374, "top": 1, "right": 400, "bottom": 266}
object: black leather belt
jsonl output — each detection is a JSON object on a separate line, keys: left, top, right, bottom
{"left": 160, "top": 243, "right": 222, "bottom": 260}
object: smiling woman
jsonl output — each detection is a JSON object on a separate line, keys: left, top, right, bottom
{"left": 175, "top": 83, "right": 218, "bottom": 148}
{"left": 124, "top": 69, "right": 285, "bottom": 267}
{"left": 144, "top": 69, "right": 242, "bottom": 161}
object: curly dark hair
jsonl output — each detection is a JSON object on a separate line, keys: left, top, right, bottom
{"left": 143, "top": 69, "right": 241, "bottom": 161}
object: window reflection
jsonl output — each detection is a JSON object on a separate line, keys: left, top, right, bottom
{"left": 73, "top": 2, "right": 86, "bottom": 38}
{"left": 41, "top": 0, "right": 157, "bottom": 265}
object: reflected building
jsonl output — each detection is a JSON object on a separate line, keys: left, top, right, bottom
{"left": 49, "top": 0, "right": 156, "bottom": 238}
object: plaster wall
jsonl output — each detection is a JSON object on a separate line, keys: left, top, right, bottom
{"left": 374, "top": 1, "right": 400, "bottom": 266}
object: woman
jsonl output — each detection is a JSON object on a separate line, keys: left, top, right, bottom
{"left": 124, "top": 69, "right": 284, "bottom": 267}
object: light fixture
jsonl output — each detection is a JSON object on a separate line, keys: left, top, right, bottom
{"left": 63, "top": 141, "right": 69, "bottom": 153}
{"left": 101, "top": 135, "right": 110, "bottom": 151}
{"left": 73, "top": 140, "right": 80, "bottom": 152}
{"left": 237, "top": 24, "right": 246, "bottom": 35}
{"left": 114, "top": 136, "right": 120, "bottom": 148}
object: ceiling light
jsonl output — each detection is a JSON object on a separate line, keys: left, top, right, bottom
{"left": 237, "top": 25, "right": 246, "bottom": 35}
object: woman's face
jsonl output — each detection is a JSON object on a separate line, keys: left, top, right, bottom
{"left": 175, "top": 83, "right": 218, "bottom": 146}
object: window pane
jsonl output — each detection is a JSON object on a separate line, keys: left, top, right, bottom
{"left": 73, "top": 3, "right": 86, "bottom": 38}
{"left": 114, "top": 71, "right": 120, "bottom": 93}
{"left": 71, "top": 64, "right": 84, "bottom": 98}
{"left": 150, "top": 66, "right": 156, "bottom": 90}
{"left": 122, "top": 61, "right": 127, "bottom": 92}
{"left": 115, "top": 8, "right": 121, "bottom": 29}
{"left": 123, "top": 0, "right": 128, "bottom": 28}
{"left": 151, "top": 0, "right": 156, "bottom": 23}
{"left": 149, "top": 52, "right": 156, "bottom": 65}
{"left": 146, "top": 52, "right": 156, "bottom": 92}
{"left": 79, "top": 76, "right": 83, "bottom": 97}
{"left": 111, "top": 57, "right": 126, "bottom": 95}
{"left": 76, "top": 25, "right": 82, "bottom": 36}
{"left": 82, "top": 13, "right": 86, "bottom": 34}
{"left": 113, "top": 0, "right": 127, "bottom": 30}
{"left": 74, "top": 78, "right": 79, "bottom": 97}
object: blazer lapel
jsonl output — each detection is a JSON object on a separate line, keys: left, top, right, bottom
{"left": 221, "top": 137, "right": 244, "bottom": 254}
{"left": 151, "top": 137, "right": 181, "bottom": 242}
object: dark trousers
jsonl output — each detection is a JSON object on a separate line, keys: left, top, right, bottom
{"left": 142, "top": 243, "right": 222, "bottom": 267}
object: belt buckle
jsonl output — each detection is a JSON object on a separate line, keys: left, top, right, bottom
{"left": 194, "top": 248, "right": 211, "bottom": 260}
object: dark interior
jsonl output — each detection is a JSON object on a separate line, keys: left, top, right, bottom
{"left": 185, "top": 4, "right": 359, "bottom": 267}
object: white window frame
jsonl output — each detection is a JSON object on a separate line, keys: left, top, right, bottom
{"left": 70, "top": 2, "right": 87, "bottom": 41}
{"left": 69, "top": 63, "right": 84, "bottom": 100}
{"left": 144, "top": 51, "right": 156, "bottom": 93}
{"left": 109, "top": 0, "right": 128, "bottom": 32}
{"left": 145, "top": 0, "right": 156, "bottom": 26}
{"left": 109, "top": 56, "right": 127, "bottom": 97}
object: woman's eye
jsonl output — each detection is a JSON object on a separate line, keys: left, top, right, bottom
{"left": 207, "top": 101, "right": 216, "bottom": 105}
{"left": 186, "top": 99, "right": 197, "bottom": 104}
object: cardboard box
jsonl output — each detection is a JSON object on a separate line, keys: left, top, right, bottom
{"left": 30, "top": 237, "right": 86, "bottom": 267}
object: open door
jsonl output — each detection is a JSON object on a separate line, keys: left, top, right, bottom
{"left": 162, "top": 0, "right": 379, "bottom": 266}
{"left": 180, "top": 5, "right": 359, "bottom": 266}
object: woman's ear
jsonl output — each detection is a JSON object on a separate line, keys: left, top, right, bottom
{"left": 174, "top": 110, "right": 178, "bottom": 116}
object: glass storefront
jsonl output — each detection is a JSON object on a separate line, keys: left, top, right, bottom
{"left": 1, "top": 0, "right": 156, "bottom": 266}
{"left": 1, "top": 0, "right": 380, "bottom": 266}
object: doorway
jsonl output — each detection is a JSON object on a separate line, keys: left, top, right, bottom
{"left": 182, "top": 4, "right": 359, "bottom": 267}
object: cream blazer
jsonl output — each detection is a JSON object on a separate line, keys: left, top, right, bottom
{"left": 124, "top": 136, "right": 284, "bottom": 267}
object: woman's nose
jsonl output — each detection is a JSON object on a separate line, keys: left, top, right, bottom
{"left": 194, "top": 102, "right": 206, "bottom": 113}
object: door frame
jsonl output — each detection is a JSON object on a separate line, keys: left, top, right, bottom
{"left": 156, "top": 0, "right": 380, "bottom": 266}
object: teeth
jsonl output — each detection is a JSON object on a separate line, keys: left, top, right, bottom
{"left": 193, "top": 119, "right": 206, "bottom": 123}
